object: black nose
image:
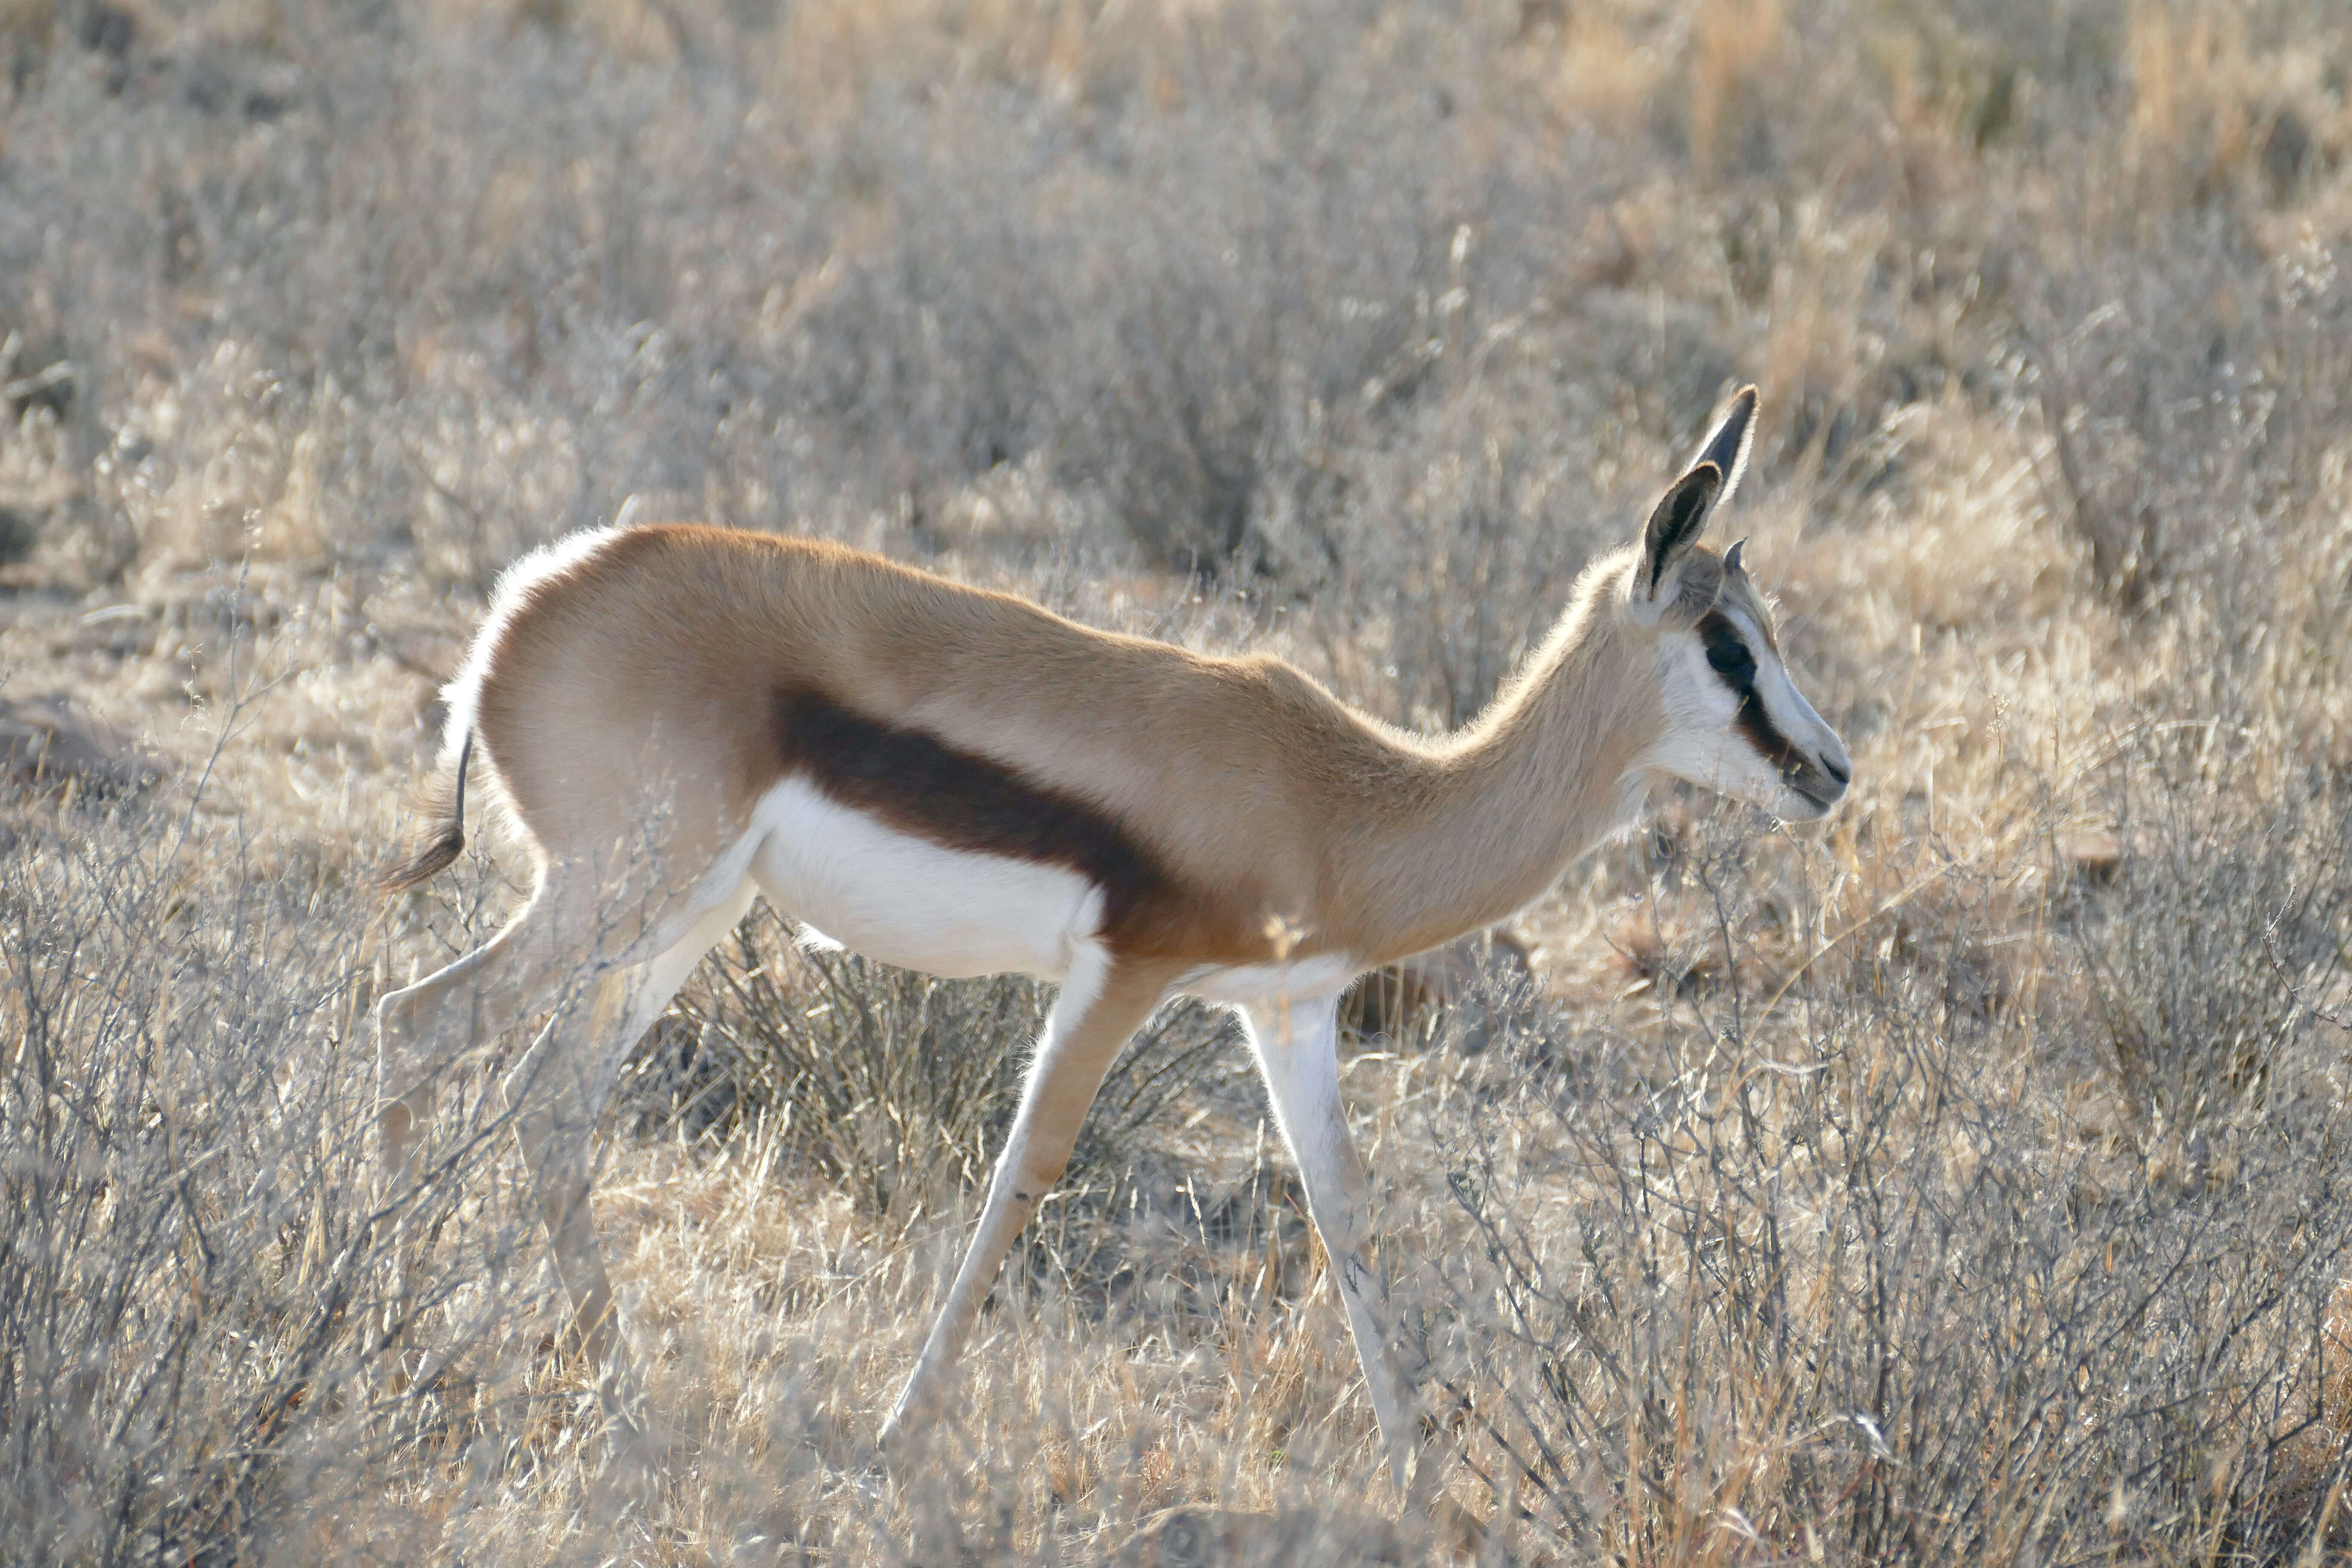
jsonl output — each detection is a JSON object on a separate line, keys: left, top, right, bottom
{"left": 1821, "top": 752, "right": 1852, "bottom": 787}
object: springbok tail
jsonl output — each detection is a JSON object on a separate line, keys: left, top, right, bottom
{"left": 380, "top": 731, "right": 475, "bottom": 892}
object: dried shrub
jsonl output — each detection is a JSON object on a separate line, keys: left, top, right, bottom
{"left": 0, "top": 789, "right": 557, "bottom": 1564}
{"left": 2056, "top": 741, "right": 2352, "bottom": 1168}
{"left": 1420, "top": 783, "right": 2352, "bottom": 1565}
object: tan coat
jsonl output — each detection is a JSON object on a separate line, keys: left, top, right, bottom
{"left": 427, "top": 523, "right": 1694, "bottom": 974}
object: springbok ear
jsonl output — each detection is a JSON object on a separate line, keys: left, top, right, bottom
{"left": 1630, "top": 461, "right": 1721, "bottom": 625}
{"left": 1692, "top": 385, "right": 1760, "bottom": 507}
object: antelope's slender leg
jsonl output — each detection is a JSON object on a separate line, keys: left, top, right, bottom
{"left": 371, "top": 877, "right": 619, "bottom": 1379}
{"left": 502, "top": 881, "right": 756, "bottom": 1370}
{"left": 882, "top": 944, "right": 1168, "bottom": 1444}
{"left": 377, "top": 839, "right": 752, "bottom": 1452}
{"left": 1240, "top": 992, "right": 1417, "bottom": 1482}
{"left": 373, "top": 874, "right": 627, "bottom": 1190}
{"left": 374, "top": 790, "right": 755, "bottom": 1175}
{"left": 505, "top": 971, "right": 633, "bottom": 1369}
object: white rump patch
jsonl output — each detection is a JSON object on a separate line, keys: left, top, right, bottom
{"left": 747, "top": 778, "right": 1106, "bottom": 982}
{"left": 438, "top": 526, "right": 625, "bottom": 767}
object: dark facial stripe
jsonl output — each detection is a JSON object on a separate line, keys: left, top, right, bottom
{"left": 1694, "top": 611, "right": 1807, "bottom": 782}
{"left": 771, "top": 686, "right": 1180, "bottom": 949}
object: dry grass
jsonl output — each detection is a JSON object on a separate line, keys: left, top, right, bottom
{"left": 5, "top": 0, "right": 2352, "bottom": 1562}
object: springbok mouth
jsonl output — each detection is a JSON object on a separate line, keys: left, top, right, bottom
{"left": 1788, "top": 774, "right": 1849, "bottom": 813}
{"left": 1779, "top": 747, "right": 1852, "bottom": 813}
{"left": 1774, "top": 756, "right": 1846, "bottom": 809}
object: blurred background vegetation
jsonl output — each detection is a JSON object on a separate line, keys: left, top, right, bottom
{"left": 4, "top": 0, "right": 2352, "bottom": 1562}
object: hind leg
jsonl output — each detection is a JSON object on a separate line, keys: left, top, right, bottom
{"left": 373, "top": 845, "right": 707, "bottom": 1311}
{"left": 503, "top": 879, "right": 757, "bottom": 1368}
{"left": 375, "top": 809, "right": 756, "bottom": 1180}
{"left": 372, "top": 870, "right": 644, "bottom": 1366}
{"left": 374, "top": 876, "right": 605, "bottom": 1192}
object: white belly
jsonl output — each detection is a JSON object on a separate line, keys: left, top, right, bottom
{"left": 747, "top": 778, "right": 1103, "bottom": 980}
{"left": 1177, "top": 952, "right": 1363, "bottom": 1007}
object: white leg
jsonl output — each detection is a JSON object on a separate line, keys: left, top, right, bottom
{"left": 373, "top": 858, "right": 714, "bottom": 1174}
{"left": 376, "top": 855, "right": 752, "bottom": 1443}
{"left": 1240, "top": 992, "right": 1417, "bottom": 1482}
{"left": 371, "top": 876, "right": 623, "bottom": 1406}
{"left": 374, "top": 881, "right": 587, "bottom": 1182}
{"left": 506, "top": 972, "right": 632, "bottom": 1365}
{"left": 503, "top": 880, "right": 756, "bottom": 1371}
{"left": 376, "top": 799, "right": 767, "bottom": 1129}
{"left": 881, "top": 945, "right": 1169, "bottom": 1445}
{"left": 601, "top": 881, "right": 762, "bottom": 1102}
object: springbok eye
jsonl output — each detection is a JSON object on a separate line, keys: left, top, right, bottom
{"left": 1703, "top": 627, "right": 1755, "bottom": 683}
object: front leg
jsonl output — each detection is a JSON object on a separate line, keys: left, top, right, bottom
{"left": 882, "top": 945, "right": 1169, "bottom": 1446}
{"left": 1240, "top": 992, "right": 1418, "bottom": 1484}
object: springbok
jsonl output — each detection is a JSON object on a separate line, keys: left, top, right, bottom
{"left": 374, "top": 386, "right": 1848, "bottom": 1477}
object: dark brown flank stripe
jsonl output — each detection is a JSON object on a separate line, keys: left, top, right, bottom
{"left": 1694, "top": 610, "right": 1808, "bottom": 782}
{"left": 770, "top": 686, "right": 1182, "bottom": 951}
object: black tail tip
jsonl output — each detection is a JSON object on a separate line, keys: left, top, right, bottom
{"left": 378, "top": 827, "right": 465, "bottom": 894}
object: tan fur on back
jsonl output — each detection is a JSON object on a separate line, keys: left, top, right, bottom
{"left": 464, "top": 524, "right": 1677, "bottom": 971}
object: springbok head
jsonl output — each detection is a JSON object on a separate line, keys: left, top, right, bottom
{"left": 1625, "top": 387, "right": 1852, "bottom": 821}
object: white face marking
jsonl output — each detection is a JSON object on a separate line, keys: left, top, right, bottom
{"left": 439, "top": 525, "right": 625, "bottom": 765}
{"left": 1646, "top": 604, "right": 1850, "bottom": 821}
{"left": 747, "top": 777, "right": 1106, "bottom": 981}
{"left": 1177, "top": 952, "right": 1363, "bottom": 1008}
